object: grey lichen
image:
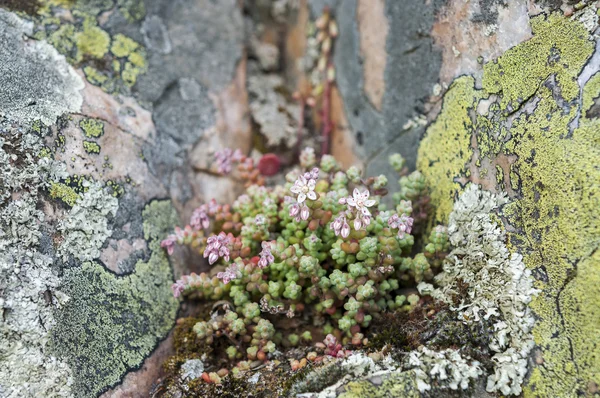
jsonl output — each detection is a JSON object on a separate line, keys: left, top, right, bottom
{"left": 181, "top": 358, "right": 205, "bottom": 381}
{"left": 0, "top": 121, "right": 73, "bottom": 397}
{"left": 419, "top": 184, "right": 538, "bottom": 395}
{"left": 406, "top": 346, "right": 483, "bottom": 393}
{"left": 57, "top": 182, "right": 118, "bottom": 262}
{"left": 0, "top": 9, "right": 84, "bottom": 125}
{"left": 248, "top": 74, "right": 301, "bottom": 148}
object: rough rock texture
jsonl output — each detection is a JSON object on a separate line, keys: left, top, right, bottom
{"left": 0, "top": 0, "right": 251, "bottom": 396}
{"left": 0, "top": 9, "right": 84, "bottom": 124}
{"left": 308, "top": 0, "right": 445, "bottom": 196}
{"left": 2, "top": 0, "right": 599, "bottom": 396}
{"left": 417, "top": 7, "right": 600, "bottom": 398}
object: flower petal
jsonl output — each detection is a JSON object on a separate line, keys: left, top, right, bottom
{"left": 361, "top": 189, "right": 370, "bottom": 200}
{"left": 346, "top": 197, "right": 356, "bottom": 207}
{"left": 301, "top": 205, "right": 310, "bottom": 220}
{"left": 364, "top": 199, "right": 376, "bottom": 207}
{"left": 308, "top": 179, "right": 316, "bottom": 190}
{"left": 341, "top": 222, "right": 350, "bottom": 238}
{"left": 290, "top": 185, "right": 301, "bottom": 194}
{"left": 297, "top": 193, "right": 306, "bottom": 203}
{"left": 353, "top": 188, "right": 361, "bottom": 200}
{"left": 307, "top": 191, "right": 317, "bottom": 200}
{"left": 354, "top": 218, "right": 362, "bottom": 230}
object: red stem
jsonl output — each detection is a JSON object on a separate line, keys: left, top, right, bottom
{"left": 321, "top": 64, "right": 333, "bottom": 156}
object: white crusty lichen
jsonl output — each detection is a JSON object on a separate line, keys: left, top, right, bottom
{"left": 407, "top": 346, "right": 483, "bottom": 393}
{"left": 418, "top": 184, "right": 538, "bottom": 395}
{"left": 0, "top": 125, "right": 73, "bottom": 397}
{"left": 58, "top": 181, "right": 118, "bottom": 262}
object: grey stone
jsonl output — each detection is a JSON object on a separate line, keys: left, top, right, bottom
{"left": 153, "top": 78, "right": 215, "bottom": 146}
{"left": 309, "top": 0, "right": 443, "bottom": 171}
{"left": 135, "top": 0, "right": 244, "bottom": 103}
{"left": 0, "top": 9, "right": 84, "bottom": 125}
{"left": 141, "top": 14, "right": 172, "bottom": 55}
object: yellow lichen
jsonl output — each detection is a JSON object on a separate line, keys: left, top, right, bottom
{"left": 83, "top": 141, "right": 101, "bottom": 154}
{"left": 417, "top": 76, "right": 481, "bottom": 224}
{"left": 417, "top": 13, "right": 600, "bottom": 397}
{"left": 74, "top": 17, "right": 110, "bottom": 61}
{"left": 49, "top": 182, "right": 79, "bottom": 207}
{"left": 79, "top": 118, "right": 104, "bottom": 138}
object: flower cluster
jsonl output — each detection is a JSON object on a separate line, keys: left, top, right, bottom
{"left": 161, "top": 151, "right": 442, "bottom": 378}
{"left": 216, "top": 263, "right": 242, "bottom": 284}
{"left": 288, "top": 167, "right": 320, "bottom": 221}
{"left": 204, "top": 232, "right": 232, "bottom": 265}
{"left": 257, "top": 241, "right": 274, "bottom": 269}
{"left": 388, "top": 213, "right": 414, "bottom": 239}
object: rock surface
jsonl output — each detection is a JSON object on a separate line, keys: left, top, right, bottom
{"left": 0, "top": 0, "right": 598, "bottom": 397}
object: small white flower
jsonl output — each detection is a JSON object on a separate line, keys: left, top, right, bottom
{"left": 346, "top": 188, "right": 376, "bottom": 217}
{"left": 290, "top": 175, "right": 317, "bottom": 203}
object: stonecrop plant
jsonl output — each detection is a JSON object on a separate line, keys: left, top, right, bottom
{"left": 161, "top": 148, "right": 449, "bottom": 381}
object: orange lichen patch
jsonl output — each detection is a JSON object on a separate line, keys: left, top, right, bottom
{"left": 285, "top": 0, "right": 311, "bottom": 90}
{"left": 431, "top": 0, "right": 532, "bottom": 87}
{"left": 356, "top": 0, "right": 388, "bottom": 111}
{"left": 329, "top": 86, "right": 363, "bottom": 170}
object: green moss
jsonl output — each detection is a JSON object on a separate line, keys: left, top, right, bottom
{"left": 79, "top": 118, "right": 104, "bottom": 138}
{"left": 49, "top": 182, "right": 79, "bottom": 206}
{"left": 74, "top": 17, "right": 110, "bottom": 60}
{"left": 417, "top": 13, "right": 600, "bottom": 397}
{"left": 37, "top": 3, "right": 148, "bottom": 92}
{"left": 31, "top": 119, "right": 43, "bottom": 133}
{"left": 338, "top": 372, "right": 419, "bottom": 398}
{"left": 582, "top": 71, "right": 600, "bottom": 114}
{"left": 109, "top": 34, "right": 147, "bottom": 87}
{"left": 50, "top": 200, "right": 180, "bottom": 397}
{"left": 122, "top": 61, "right": 142, "bottom": 87}
{"left": 74, "top": 0, "right": 113, "bottom": 15}
{"left": 83, "top": 140, "right": 100, "bottom": 154}
{"left": 106, "top": 180, "right": 124, "bottom": 197}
